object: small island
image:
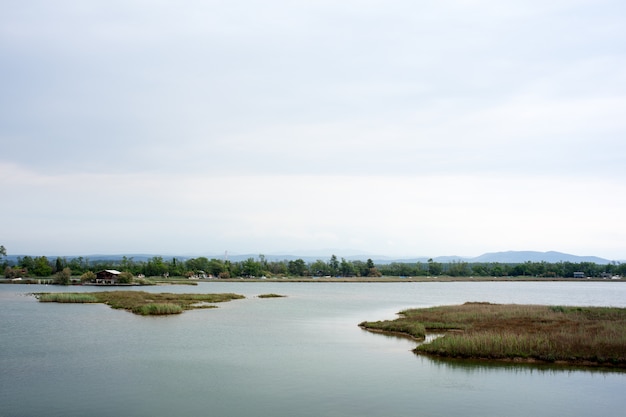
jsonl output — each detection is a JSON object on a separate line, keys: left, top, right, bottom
{"left": 34, "top": 291, "right": 245, "bottom": 315}
{"left": 360, "top": 302, "right": 626, "bottom": 367}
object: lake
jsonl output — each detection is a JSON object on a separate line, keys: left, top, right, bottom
{"left": 1, "top": 281, "right": 625, "bottom": 417}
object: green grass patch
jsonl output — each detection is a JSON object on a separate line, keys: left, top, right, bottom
{"left": 132, "top": 303, "right": 184, "bottom": 315}
{"left": 36, "top": 293, "right": 99, "bottom": 303}
{"left": 361, "top": 302, "right": 626, "bottom": 367}
{"left": 257, "top": 293, "right": 286, "bottom": 298}
{"left": 35, "top": 291, "right": 244, "bottom": 316}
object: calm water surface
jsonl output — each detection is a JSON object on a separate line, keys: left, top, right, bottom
{"left": 1, "top": 281, "right": 625, "bottom": 417}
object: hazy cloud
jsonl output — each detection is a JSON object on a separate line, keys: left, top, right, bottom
{"left": 1, "top": 0, "right": 625, "bottom": 258}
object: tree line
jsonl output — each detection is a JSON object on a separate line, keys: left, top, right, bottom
{"left": 2, "top": 250, "right": 625, "bottom": 280}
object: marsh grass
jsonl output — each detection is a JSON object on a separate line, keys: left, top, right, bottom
{"left": 361, "top": 302, "right": 626, "bottom": 366}
{"left": 359, "top": 319, "right": 426, "bottom": 339}
{"left": 257, "top": 293, "right": 286, "bottom": 298}
{"left": 132, "top": 303, "right": 184, "bottom": 315}
{"left": 35, "top": 291, "right": 244, "bottom": 316}
{"left": 36, "top": 293, "right": 99, "bottom": 303}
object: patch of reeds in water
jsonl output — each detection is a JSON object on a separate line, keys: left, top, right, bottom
{"left": 35, "top": 291, "right": 245, "bottom": 316}
{"left": 257, "top": 293, "right": 286, "bottom": 298}
{"left": 362, "top": 302, "right": 626, "bottom": 366}
{"left": 359, "top": 319, "right": 426, "bottom": 339}
{"left": 132, "top": 303, "right": 183, "bottom": 315}
{"left": 36, "top": 293, "right": 99, "bottom": 303}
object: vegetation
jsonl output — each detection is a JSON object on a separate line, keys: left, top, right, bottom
{"left": 257, "top": 293, "right": 286, "bottom": 298}
{"left": 37, "top": 293, "right": 99, "bottom": 303}
{"left": 360, "top": 302, "right": 626, "bottom": 367}
{"left": 35, "top": 291, "right": 245, "bottom": 315}
{"left": 2, "top": 244, "right": 625, "bottom": 280}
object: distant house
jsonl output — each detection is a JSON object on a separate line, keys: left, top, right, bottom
{"left": 95, "top": 270, "right": 122, "bottom": 284}
{"left": 573, "top": 271, "right": 585, "bottom": 278}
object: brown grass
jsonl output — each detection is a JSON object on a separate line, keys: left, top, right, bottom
{"left": 35, "top": 291, "right": 245, "bottom": 315}
{"left": 361, "top": 302, "right": 626, "bottom": 367}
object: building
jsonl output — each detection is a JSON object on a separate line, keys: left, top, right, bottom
{"left": 95, "top": 269, "right": 122, "bottom": 284}
{"left": 573, "top": 271, "right": 585, "bottom": 278}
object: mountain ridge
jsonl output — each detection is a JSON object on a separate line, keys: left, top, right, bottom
{"left": 3, "top": 250, "right": 617, "bottom": 264}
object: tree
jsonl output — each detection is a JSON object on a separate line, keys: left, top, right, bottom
{"left": 427, "top": 258, "right": 443, "bottom": 276}
{"left": 329, "top": 255, "right": 339, "bottom": 276}
{"left": 310, "top": 260, "right": 328, "bottom": 277}
{"left": 0, "top": 245, "right": 6, "bottom": 270}
{"left": 19, "top": 256, "right": 35, "bottom": 271}
{"left": 340, "top": 258, "right": 355, "bottom": 277}
{"left": 80, "top": 271, "right": 96, "bottom": 283}
{"left": 117, "top": 271, "right": 134, "bottom": 284}
{"left": 54, "top": 267, "right": 71, "bottom": 285}
{"left": 54, "top": 257, "right": 64, "bottom": 273}
{"left": 288, "top": 259, "right": 307, "bottom": 276}
{"left": 241, "top": 258, "right": 262, "bottom": 277}
{"left": 32, "top": 256, "right": 53, "bottom": 277}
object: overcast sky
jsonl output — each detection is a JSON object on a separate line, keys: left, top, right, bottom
{"left": 1, "top": 0, "right": 625, "bottom": 260}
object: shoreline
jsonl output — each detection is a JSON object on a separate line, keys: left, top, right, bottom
{"left": 1, "top": 276, "right": 623, "bottom": 285}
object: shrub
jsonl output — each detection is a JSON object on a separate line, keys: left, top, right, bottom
{"left": 54, "top": 267, "right": 72, "bottom": 285}
{"left": 80, "top": 271, "right": 96, "bottom": 283}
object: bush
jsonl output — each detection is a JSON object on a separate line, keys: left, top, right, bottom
{"left": 117, "top": 271, "right": 134, "bottom": 284}
{"left": 5, "top": 266, "right": 28, "bottom": 278}
{"left": 54, "top": 267, "right": 72, "bottom": 285}
{"left": 80, "top": 271, "right": 96, "bottom": 283}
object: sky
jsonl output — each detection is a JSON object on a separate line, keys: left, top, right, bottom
{"left": 1, "top": 0, "right": 625, "bottom": 260}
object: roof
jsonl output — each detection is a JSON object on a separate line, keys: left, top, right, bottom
{"left": 102, "top": 269, "right": 121, "bottom": 275}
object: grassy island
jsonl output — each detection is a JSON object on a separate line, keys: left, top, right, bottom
{"left": 35, "top": 291, "right": 245, "bottom": 315}
{"left": 360, "top": 302, "right": 626, "bottom": 367}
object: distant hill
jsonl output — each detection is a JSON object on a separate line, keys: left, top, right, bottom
{"left": 468, "top": 251, "right": 611, "bottom": 264}
{"left": 3, "top": 250, "right": 615, "bottom": 265}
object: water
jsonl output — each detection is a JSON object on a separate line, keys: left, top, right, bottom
{"left": 1, "top": 281, "right": 625, "bottom": 417}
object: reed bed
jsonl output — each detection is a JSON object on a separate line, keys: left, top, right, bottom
{"left": 35, "top": 291, "right": 245, "bottom": 315}
{"left": 257, "top": 293, "right": 286, "bottom": 298}
{"left": 361, "top": 302, "right": 626, "bottom": 367}
{"left": 132, "top": 303, "right": 184, "bottom": 315}
{"left": 36, "top": 293, "right": 99, "bottom": 303}
{"left": 359, "top": 319, "right": 426, "bottom": 339}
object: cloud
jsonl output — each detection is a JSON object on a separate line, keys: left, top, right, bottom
{"left": 1, "top": 1, "right": 625, "bottom": 258}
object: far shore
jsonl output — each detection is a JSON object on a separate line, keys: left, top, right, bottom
{"left": 1, "top": 276, "right": 624, "bottom": 285}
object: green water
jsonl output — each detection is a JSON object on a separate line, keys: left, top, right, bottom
{"left": 1, "top": 281, "right": 624, "bottom": 417}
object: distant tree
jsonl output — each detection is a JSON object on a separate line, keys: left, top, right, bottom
{"left": 207, "top": 259, "right": 226, "bottom": 277}
{"left": 54, "top": 267, "right": 71, "bottom": 285}
{"left": 32, "top": 256, "right": 53, "bottom": 277}
{"left": 0, "top": 245, "right": 7, "bottom": 270}
{"left": 310, "top": 260, "right": 328, "bottom": 277}
{"left": 19, "top": 256, "right": 35, "bottom": 271}
{"left": 427, "top": 258, "right": 443, "bottom": 276}
{"left": 241, "top": 258, "right": 262, "bottom": 277}
{"left": 448, "top": 261, "right": 470, "bottom": 277}
{"left": 80, "top": 271, "right": 96, "bottom": 283}
{"left": 144, "top": 256, "right": 167, "bottom": 276}
{"left": 288, "top": 259, "right": 307, "bottom": 276}
{"left": 54, "top": 257, "right": 64, "bottom": 273}
{"left": 340, "top": 258, "right": 355, "bottom": 277}
{"left": 329, "top": 255, "right": 339, "bottom": 276}
{"left": 5, "top": 266, "right": 28, "bottom": 278}
{"left": 117, "top": 271, "right": 134, "bottom": 284}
